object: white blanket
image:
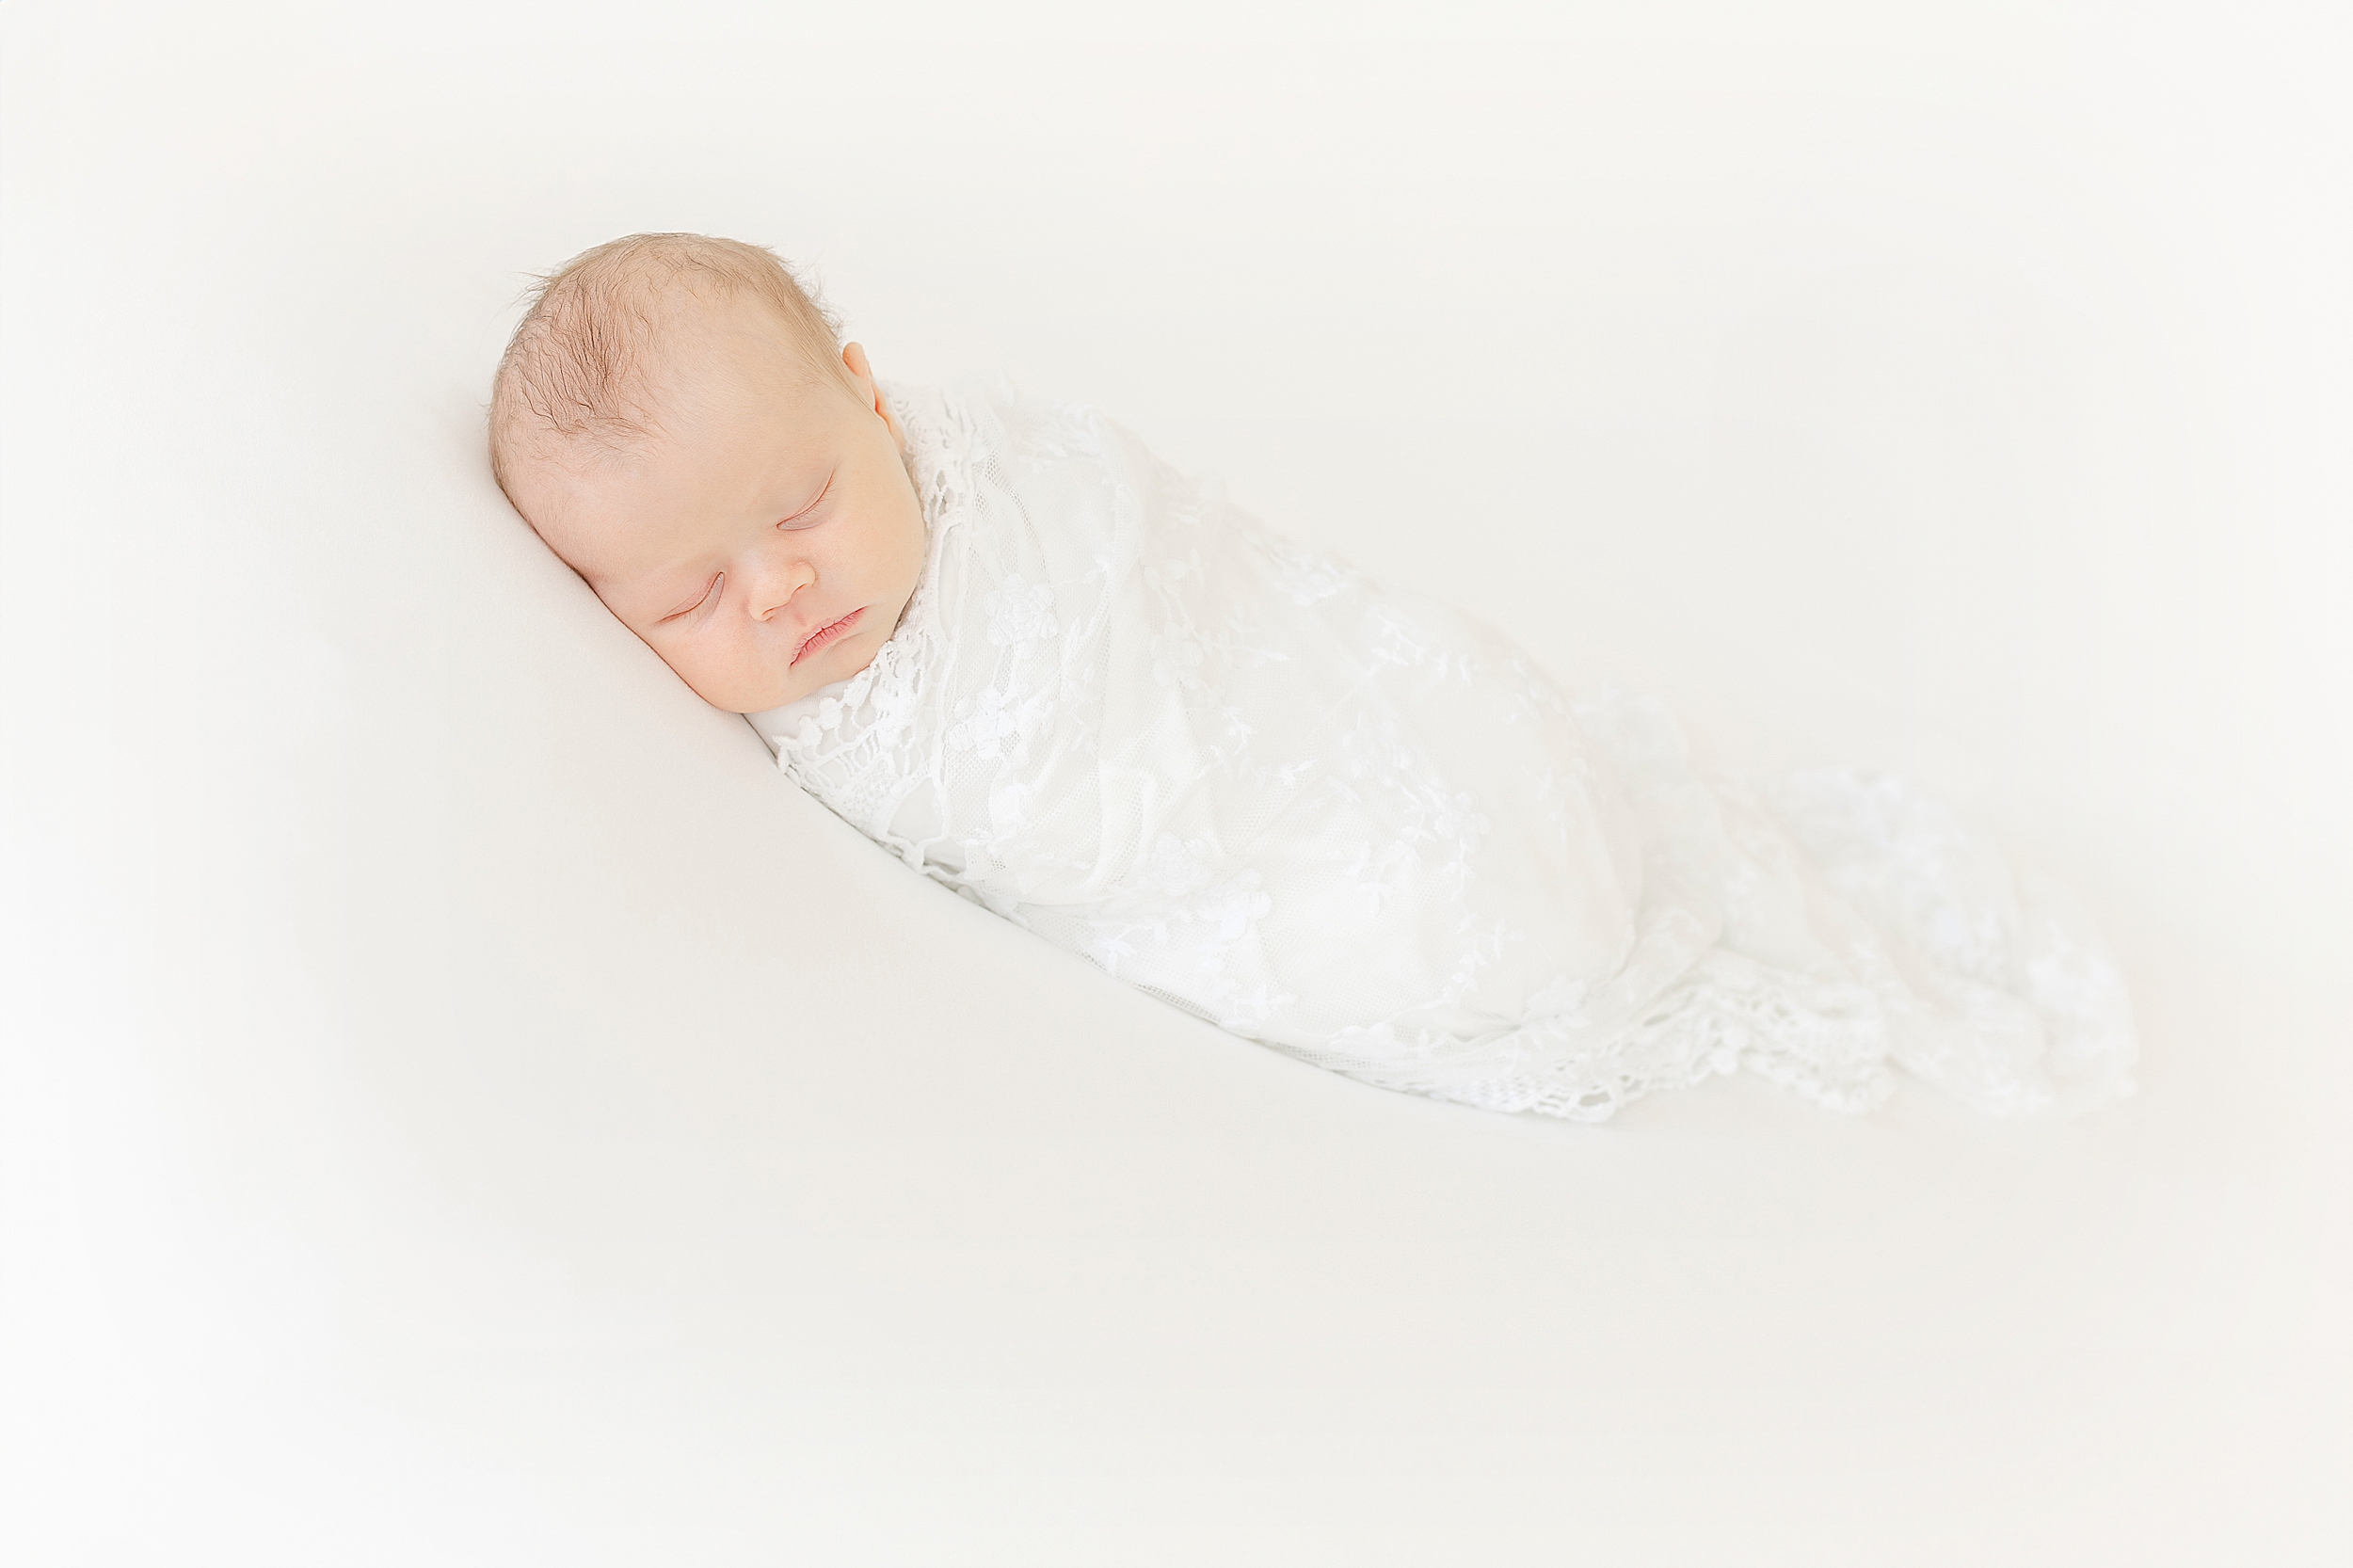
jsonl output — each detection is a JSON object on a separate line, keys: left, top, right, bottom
{"left": 752, "top": 383, "right": 2137, "bottom": 1119}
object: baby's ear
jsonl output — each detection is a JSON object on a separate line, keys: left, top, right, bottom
{"left": 840, "top": 341, "right": 877, "bottom": 397}
{"left": 841, "top": 342, "right": 905, "bottom": 450}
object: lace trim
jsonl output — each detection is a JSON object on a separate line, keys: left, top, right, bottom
{"left": 768, "top": 385, "right": 983, "bottom": 862}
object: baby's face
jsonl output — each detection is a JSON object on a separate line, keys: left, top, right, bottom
{"left": 510, "top": 302, "right": 928, "bottom": 713}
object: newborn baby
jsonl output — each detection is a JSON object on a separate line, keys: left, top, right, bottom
{"left": 492, "top": 232, "right": 2138, "bottom": 1121}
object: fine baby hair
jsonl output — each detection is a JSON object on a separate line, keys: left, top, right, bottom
{"left": 489, "top": 233, "right": 850, "bottom": 493}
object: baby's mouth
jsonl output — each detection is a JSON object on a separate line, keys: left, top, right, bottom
{"left": 792, "top": 605, "right": 865, "bottom": 666}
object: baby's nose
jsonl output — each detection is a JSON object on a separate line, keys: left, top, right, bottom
{"left": 749, "top": 557, "right": 816, "bottom": 620}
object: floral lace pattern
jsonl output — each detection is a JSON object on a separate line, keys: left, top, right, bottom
{"left": 751, "top": 382, "right": 2138, "bottom": 1120}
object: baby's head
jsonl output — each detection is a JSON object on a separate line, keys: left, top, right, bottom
{"left": 490, "top": 233, "right": 926, "bottom": 713}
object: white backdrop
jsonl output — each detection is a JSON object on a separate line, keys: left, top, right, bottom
{"left": 4, "top": 4, "right": 2347, "bottom": 1562}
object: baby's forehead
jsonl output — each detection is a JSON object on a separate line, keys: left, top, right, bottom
{"left": 516, "top": 366, "right": 823, "bottom": 567}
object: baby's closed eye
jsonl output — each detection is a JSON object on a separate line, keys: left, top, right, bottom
{"left": 776, "top": 470, "right": 836, "bottom": 529}
{"left": 663, "top": 574, "right": 723, "bottom": 621}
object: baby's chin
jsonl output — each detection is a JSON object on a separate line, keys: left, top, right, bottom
{"left": 711, "top": 632, "right": 882, "bottom": 714}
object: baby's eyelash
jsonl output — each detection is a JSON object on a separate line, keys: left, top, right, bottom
{"left": 780, "top": 472, "right": 836, "bottom": 529}
{"left": 665, "top": 573, "right": 722, "bottom": 621}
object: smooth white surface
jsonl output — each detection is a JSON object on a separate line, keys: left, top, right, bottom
{"left": 3, "top": 4, "right": 2346, "bottom": 1562}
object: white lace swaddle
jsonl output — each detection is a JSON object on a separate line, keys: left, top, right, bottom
{"left": 749, "top": 382, "right": 2137, "bottom": 1120}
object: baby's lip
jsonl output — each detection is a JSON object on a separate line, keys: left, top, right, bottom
{"left": 791, "top": 605, "right": 865, "bottom": 665}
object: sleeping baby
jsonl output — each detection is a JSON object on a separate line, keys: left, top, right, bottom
{"left": 490, "top": 232, "right": 2137, "bottom": 1121}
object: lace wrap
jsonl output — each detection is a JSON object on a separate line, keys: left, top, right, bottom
{"left": 756, "top": 381, "right": 2137, "bottom": 1121}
